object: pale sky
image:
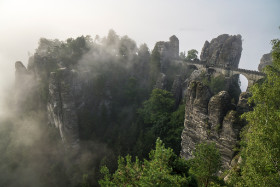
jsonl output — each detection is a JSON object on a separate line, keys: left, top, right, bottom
{"left": 0, "top": 0, "right": 279, "bottom": 94}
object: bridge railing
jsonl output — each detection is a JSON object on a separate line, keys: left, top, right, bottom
{"left": 179, "top": 60, "right": 265, "bottom": 76}
{"left": 231, "top": 68, "right": 265, "bottom": 76}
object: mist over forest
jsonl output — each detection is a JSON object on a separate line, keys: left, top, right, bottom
{"left": 0, "top": 1, "right": 280, "bottom": 186}
{"left": 0, "top": 30, "right": 190, "bottom": 186}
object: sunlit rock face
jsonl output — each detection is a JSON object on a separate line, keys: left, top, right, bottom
{"left": 47, "top": 68, "right": 80, "bottom": 150}
{"left": 200, "top": 34, "right": 242, "bottom": 68}
{"left": 181, "top": 81, "right": 249, "bottom": 170}
{"left": 258, "top": 52, "right": 272, "bottom": 71}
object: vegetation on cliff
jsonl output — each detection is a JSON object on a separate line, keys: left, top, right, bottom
{"left": 99, "top": 138, "right": 196, "bottom": 186}
{"left": 228, "top": 38, "right": 280, "bottom": 186}
{"left": 2, "top": 30, "right": 278, "bottom": 186}
{"left": 1, "top": 30, "right": 191, "bottom": 186}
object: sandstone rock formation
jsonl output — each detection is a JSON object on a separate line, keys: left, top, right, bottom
{"left": 181, "top": 81, "right": 248, "bottom": 169}
{"left": 200, "top": 34, "right": 242, "bottom": 68}
{"left": 155, "top": 35, "right": 179, "bottom": 60}
{"left": 171, "top": 75, "right": 182, "bottom": 107}
{"left": 154, "top": 35, "right": 179, "bottom": 73}
{"left": 258, "top": 52, "right": 272, "bottom": 71}
{"left": 47, "top": 68, "right": 80, "bottom": 150}
{"left": 15, "top": 61, "right": 28, "bottom": 83}
{"left": 154, "top": 73, "right": 167, "bottom": 90}
{"left": 179, "top": 34, "right": 243, "bottom": 101}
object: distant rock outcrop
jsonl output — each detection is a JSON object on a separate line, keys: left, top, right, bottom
{"left": 15, "top": 61, "right": 29, "bottom": 85}
{"left": 154, "top": 35, "right": 179, "bottom": 73}
{"left": 155, "top": 35, "right": 179, "bottom": 60}
{"left": 200, "top": 34, "right": 242, "bottom": 68}
{"left": 258, "top": 53, "right": 272, "bottom": 71}
{"left": 181, "top": 81, "right": 249, "bottom": 170}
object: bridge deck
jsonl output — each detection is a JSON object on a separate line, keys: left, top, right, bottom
{"left": 182, "top": 60, "right": 265, "bottom": 76}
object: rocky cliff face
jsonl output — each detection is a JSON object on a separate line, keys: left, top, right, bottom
{"left": 155, "top": 35, "right": 179, "bottom": 60}
{"left": 181, "top": 81, "right": 249, "bottom": 169}
{"left": 258, "top": 52, "right": 272, "bottom": 71}
{"left": 154, "top": 35, "right": 179, "bottom": 73}
{"left": 154, "top": 73, "right": 167, "bottom": 90}
{"left": 200, "top": 34, "right": 242, "bottom": 68}
{"left": 171, "top": 75, "right": 182, "bottom": 107}
{"left": 47, "top": 68, "right": 80, "bottom": 150}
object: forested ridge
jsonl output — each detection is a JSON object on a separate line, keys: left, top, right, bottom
{"left": 0, "top": 30, "right": 279, "bottom": 187}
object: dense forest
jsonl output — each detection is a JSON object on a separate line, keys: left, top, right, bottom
{"left": 0, "top": 30, "right": 279, "bottom": 187}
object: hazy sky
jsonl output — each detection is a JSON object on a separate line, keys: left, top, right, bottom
{"left": 0, "top": 0, "right": 279, "bottom": 93}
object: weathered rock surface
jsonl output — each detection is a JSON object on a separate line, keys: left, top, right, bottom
{"left": 155, "top": 35, "right": 179, "bottom": 60}
{"left": 181, "top": 81, "right": 248, "bottom": 169}
{"left": 180, "top": 34, "right": 243, "bottom": 102}
{"left": 200, "top": 34, "right": 242, "bottom": 68}
{"left": 171, "top": 75, "right": 182, "bottom": 107}
{"left": 258, "top": 52, "right": 272, "bottom": 71}
{"left": 47, "top": 68, "right": 80, "bottom": 150}
{"left": 189, "top": 69, "right": 205, "bottom": 81}
{"left": 154, "top": 73, "right": 167, "bottom": 90}
{"left": 236, "top": 92, "right": 252, "bottom": 114}
{"left": 154, "top": 35, "right": 179, "bottom": 73}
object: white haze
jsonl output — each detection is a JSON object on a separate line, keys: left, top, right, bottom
{"left": 0, "top": 0, "right": 279, "bottom": 103}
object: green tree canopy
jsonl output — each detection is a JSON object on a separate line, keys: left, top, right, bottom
{"left": 99, "top": 138, "right": 195, "bottom": 186}
{"left": 186, "top": 49, "right": 198, "bottom": 61}
{"left": 231, "top": 38, "right": 280, "bottom": 186}
{"left": 190, "top": 142, "right": 221, "bottom": 187}
{"left": 138, "top": 88, "right": 174, "bottom": 125}
{"left": 135, "top": 89, "right": 185, "bottom": 156}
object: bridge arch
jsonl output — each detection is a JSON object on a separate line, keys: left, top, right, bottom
{"left": 183, "top": 61, "right": 205, "bottom": 72}
{"left": 177, "top": 60, "right": 265, "bottom": 90}
{"left": 230, "top": 69, "right": 264, "bottom": 89}
{"left": 231, "top": 74, "right": 248, "bottom": 92}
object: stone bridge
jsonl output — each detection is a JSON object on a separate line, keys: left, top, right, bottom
{"left": 182, "top": 60, "right": 265, "bottom": 88}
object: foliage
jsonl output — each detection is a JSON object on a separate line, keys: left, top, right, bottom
{"left": 230, "top": 38, "right": 280, "bottom": 186}
{"left": 99, "top": 138, "right": 195, "bottom": 186}
{"left": 119, "top": 35, "right": 137, "bottom": 58}
{"left": 186, "top": 49, "right": 198, "bottom": 61}
{"left": 202, "top": 75, "right": 226, "bottom": 95}
{"left": 180, "top": 51, "right": 186, "bottom": 59}
{"left": 190, "top": 142, "right": 221, "bottom": 187}
{"left": 209, "top": 75, "right": 226, "bottom": 95}
{"left": 5, "top": 30, "right": 193, "bottom": 186}
{"left": 136, "top": 89, "right": 185, "bottom": 156}
{"left": 138, "top": 89, "right": 174, "bottom": 125}
{"left": 167, "top": 104, "right": 186, "bottom": 154}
